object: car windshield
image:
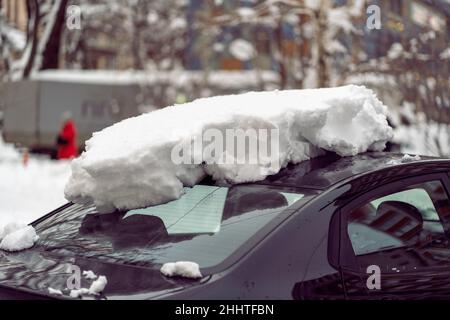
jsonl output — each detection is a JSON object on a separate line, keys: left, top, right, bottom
{"left": 35, "top": 185, "right": 316, "bottom": 269}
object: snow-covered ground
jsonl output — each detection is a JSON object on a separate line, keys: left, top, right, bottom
{"left": 0, "top": 134, "right": 71, "bottom": 225}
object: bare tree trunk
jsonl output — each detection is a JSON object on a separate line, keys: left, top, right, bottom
{"left": 22, "top": 0, "right": 68, "bottom": 78}
{"left": 130, "top": 3, "right": 144, "bottom": 70}
{"left": 316, "top": 0, "right": 329, "bottom": 88}
{"left": 40, "top": 0, "right": 68, "bottom": 70}
{"left": 23, "top": 0, "right": 40, "bottom": 78}
{"left": 0, "top": 0, "right": 8, "bottom": 78}
{"left": 275, "top": 21, "right": 288, "bottom": 89}
{"left": 132, "top": 26, "right": 143, "bottom": 69}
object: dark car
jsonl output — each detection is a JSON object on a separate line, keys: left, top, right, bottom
{"left": 1, "top": 152, "right": 450, "bottom": 300}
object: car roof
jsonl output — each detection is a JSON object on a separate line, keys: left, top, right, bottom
{"left": 252, "top": 152, "right": 448, "bottom": 191}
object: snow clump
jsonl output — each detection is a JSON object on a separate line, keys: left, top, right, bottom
{"left": 48, "top": 288, "right": 63, "bottom": 296}
{"left": 70, "top": 288, "right": 90, "bottom": 298}
{"left": 69, "top": 275, "right": 107, "bottom": 298}
{"left": 88, "top": 275, "right": 108, "bottom": 295}
{"left": 387, "top": 154, "right": 422, "bottom": 165}
{"left": 0, "top": 222, "right": 39, "bottom": 252}
{"left": 83, "top": 270, "right": 98, "bottom": 280}
{"left": 161, "top": 261, "right": 203, "bottom": 279}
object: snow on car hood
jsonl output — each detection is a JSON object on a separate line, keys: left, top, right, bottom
{"left": 65, "top": 85, "right": 393, "bottom": 212}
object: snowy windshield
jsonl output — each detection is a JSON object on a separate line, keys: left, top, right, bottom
{"left": 35, "top": 185, "right": 313, "bottom": 269}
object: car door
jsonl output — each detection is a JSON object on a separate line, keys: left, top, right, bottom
{"left": 338, "top": 173, "right": 450, "bottom": 299}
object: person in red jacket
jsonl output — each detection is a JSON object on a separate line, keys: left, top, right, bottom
{"left": 56, "top": 111, "right": 78, "bottom": 160}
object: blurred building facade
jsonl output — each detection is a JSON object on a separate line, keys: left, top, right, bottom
{"left": 362, "top": 0, "right": 450, "bottom": 59}
{"left": 0, "top": 0, "right": 27, "bottom": 68}
{"left": 354, "top": 0, "right": 450, "bottom": 125}
{"left": 185, "top": 0, "right": 309, "bottom": 72}
{"left": 2, "top": 0, "right": 449, "bottom": 73}
{"left": 61, "top": 30, "right": 135, "bottom": 70}
{"left": 185, "top": 0, "right": 450, "bottom": 69}
{"left": 59, "top": 3, "right": 135, "bottom": 71}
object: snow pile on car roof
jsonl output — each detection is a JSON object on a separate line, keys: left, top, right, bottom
{"left": 65, "top": 85, "right": 393, "bottom": 212}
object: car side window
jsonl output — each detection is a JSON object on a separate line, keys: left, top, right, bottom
{"left": 346, "top": 180, "right": 450, "bottom": 273}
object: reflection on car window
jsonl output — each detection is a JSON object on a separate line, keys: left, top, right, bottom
{"left": 124, "top": 186, "right": 229, "bottom": 235}
{"left": 370, "top": 188, "right": 440, "bottom": 221}
{"left": 348, "top": 222, "right": 405, "bottom": 255}
{"left": 35, "top": 185, "right": 309, "bottom": 269}
{"left": 346, "top": 180, "right": 450, "bottom": 273}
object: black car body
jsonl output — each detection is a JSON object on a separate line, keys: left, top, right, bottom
{"left": 1, "top": 152, "right": 450, "bottom": 300}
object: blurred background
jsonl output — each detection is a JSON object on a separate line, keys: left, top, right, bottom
{"left": 0, "top": 0, "right": 449, "bottom": 222}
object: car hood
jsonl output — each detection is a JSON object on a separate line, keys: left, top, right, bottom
{"left": 0, "top": 248, "right": 207, "bottom": 300}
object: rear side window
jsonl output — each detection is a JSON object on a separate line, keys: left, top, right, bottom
{"left": 346, "top": 180, "right": 450, "bottom": 272}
